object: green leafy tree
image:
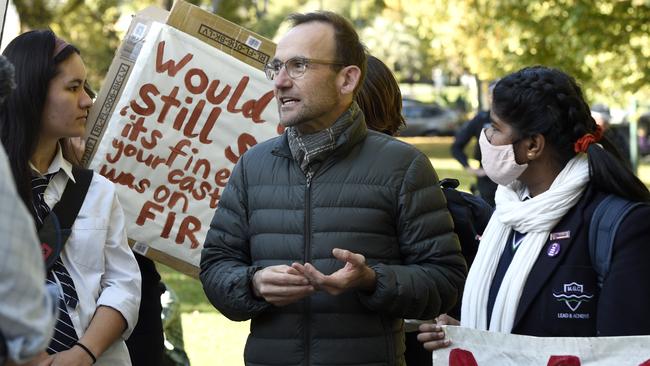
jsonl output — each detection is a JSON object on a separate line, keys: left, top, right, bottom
{"left": 13, "top": 0, "right": 83, "bottom": 30}
{"left": 12, "top": 0, "right": 122, "bottom": 89}
{"left": 13, "top": 0, "right": 649, "bottom": 109}
{"left": 388, "top": 1, "right": 648, "bottom": 107}
{"left": 53, "top": 0, "right": 122, "bottom": 89}
{"left": 491, "top": 1, "right": 650, "bottom": 106}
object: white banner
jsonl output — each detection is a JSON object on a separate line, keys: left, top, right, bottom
{"left": 90, "top": 22, "right": 280, "bottom": 267}
{"left": 432, "top": 326, "right": 650, "bottom": 366}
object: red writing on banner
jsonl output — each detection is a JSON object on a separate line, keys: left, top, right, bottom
{"left": 153, "top": 40, "right": 275, "bottom": 126}
{"left": 130, "top": 40, "right": 275, "bottom": 127}
{"left": 135, "top": 185, "right": 203, "bottom": 249}
{"left": 105, "top": 131, "right": 231, "bottom": 205}
{"left": 99, "top": 35, "right": 279, "bottom": 250}
{"left": 225, "top": 133, "right": 257, "bottom": 164}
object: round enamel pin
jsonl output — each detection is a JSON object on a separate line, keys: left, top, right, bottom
{"left": 547, "top": 242, "right": 561, "bottom": 257}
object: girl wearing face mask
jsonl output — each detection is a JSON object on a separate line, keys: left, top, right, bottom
{"left": 418, "top": 66, "right": 650, "bottom": 350}
{"left": 0, "top": 30, "right": 141, "bottom": 366}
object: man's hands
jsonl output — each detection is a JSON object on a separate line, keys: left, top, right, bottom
{"left": 252, "top": 248, "right": 376, "bottom": 306}
{"left": 252, "top": 265, "right": 315, "bottom": 306}
{"left": 292, "top": 248, "right": 376, "bottom": 295}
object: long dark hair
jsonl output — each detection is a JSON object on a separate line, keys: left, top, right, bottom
{"left": 356, "top": 55, "right": 405, "bottom": 136}
{"left": 0, "top": 29, "right": 81, "bottom": 211}
{"left": 492, "top": 66, "right": 650, "bottom": 202}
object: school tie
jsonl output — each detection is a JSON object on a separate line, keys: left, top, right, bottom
{"left": 30, "top": 173, "right": 80, "bottom": 353}
{"left": 31, "top": 173, "right": 56, "bottom": 227}
{"left": 46, "top": 260, "right": 80, "bottom": 353}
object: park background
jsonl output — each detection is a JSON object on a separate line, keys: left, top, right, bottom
{"left": 3, "top": 0, "right": 650, "bottom": 364}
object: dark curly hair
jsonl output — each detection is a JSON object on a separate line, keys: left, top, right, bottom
{"left": 492, "top": 66, "right": 649, "bottom": 202}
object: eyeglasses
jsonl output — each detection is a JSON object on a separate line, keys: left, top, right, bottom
{"left": 264, "top": 56, "right": 346, "bottom": 81}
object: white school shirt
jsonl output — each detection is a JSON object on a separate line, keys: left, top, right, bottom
{"left": 0, "top": 146, "right": 55, "bottom": 364}
{"left": 35, "top": 147, "right": 141, "bottom": 365}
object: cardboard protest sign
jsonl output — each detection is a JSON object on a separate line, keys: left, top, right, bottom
{"left": 83, "top": 6, "right": 169, "bottom": 165}
{"left": 433, "top": 326, "right": 650, "bottom": 366}
{"left": 166, "top": 0, "right": 275, "bottom": 71}
{"left": 85, "top": 2, "right": 280, "bottom": 277}
{"left": 0, "top": 1, "right": 7, "bottom": 46}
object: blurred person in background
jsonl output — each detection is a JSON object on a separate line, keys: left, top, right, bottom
{"left": 638, "top": 113, "right": 650, "bottom": 158}
{"left": 124, "top": 255, "right": 166, "bottom": 366}
{"left": 160, "top": 287, "right": 191, "bottom": 366}
{"left": 0, "top": 30, "right": 141, "bottom": 365}
{"left": 419, "top": 66, "right": 650, "bottom": 350}
{"left": 451, "top": 81, "right": 499, "bottom": 207}
{"left": 0, "top": 54, "right": 56, "bottom": 366}
{"left": 590, "top": 103, "right": 631, "bottom": 166}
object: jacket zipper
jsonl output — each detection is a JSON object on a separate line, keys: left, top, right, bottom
{"left": 304, "top": 169, "right": 313, "bottom": 366}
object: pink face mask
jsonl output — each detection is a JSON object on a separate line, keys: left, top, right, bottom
{"left": 479, "top": 129, "right": 528, "bottom": 186}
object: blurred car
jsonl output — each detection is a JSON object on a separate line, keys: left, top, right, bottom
{"left": 401, "top": 97, "right": 426, "bottom": 108}
{"left": 399, "top": 101, "right": 461, "bottom": 136}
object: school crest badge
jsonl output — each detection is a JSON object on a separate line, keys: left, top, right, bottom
{"left": 552, "top": 282, "right": 594, "bottom": 312}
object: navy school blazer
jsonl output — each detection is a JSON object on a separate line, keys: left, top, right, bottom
{"left": 511, "top": 185, "right": 650, "bottom": 337}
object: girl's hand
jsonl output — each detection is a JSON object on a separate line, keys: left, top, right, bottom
{"left": 37, "top": 346, "right": 93, "bottom": 366}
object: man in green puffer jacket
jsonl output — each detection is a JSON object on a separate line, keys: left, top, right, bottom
{"left": 200, "top": 11, "right": 466, "bottom": 366}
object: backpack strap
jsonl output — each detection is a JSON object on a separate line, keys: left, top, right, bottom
{"left": 588, "top": 194, "right": 643, "bottom": 288}
{"left": 438, "top": 177, "right": 494, "bottom": 269}
{"left": 52, "top": 167, "right": 93, "bottom": 231}
{"left": 40, "top": 167, "right": 93, "bottom": 269}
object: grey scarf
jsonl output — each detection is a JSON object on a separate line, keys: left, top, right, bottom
{"left": 287, "top": 102, "right": 360, "bottom": 173}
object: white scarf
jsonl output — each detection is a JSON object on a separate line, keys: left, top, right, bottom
{"left": 461, "top": 155, "right": 590, "bottom": 332}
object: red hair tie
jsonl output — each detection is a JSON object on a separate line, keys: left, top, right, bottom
{"left": 574, "top": 125, "right": 603, "bottom": 153}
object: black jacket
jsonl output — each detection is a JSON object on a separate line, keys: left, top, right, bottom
{"left": 200, "top": 109, "right": 466, "bottom": 366}
{"left": 450, "top": 111, "right": 490, "bottom": 168}
{"left": 512, "top": 185, "right": 650, "bottom": 336}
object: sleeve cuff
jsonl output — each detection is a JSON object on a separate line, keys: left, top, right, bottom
{"left": 357, "top": 264, "right": 398, "bottom": 311}
{"left": 97, "top": 284, "right": 141, "bottom": 339}
{"left": 243, "top": 266, "right": 273, "bottom": 312}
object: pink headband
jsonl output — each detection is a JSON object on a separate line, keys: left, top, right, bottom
{"left": 53, "top": 36, "right": 70, "bottom": 58}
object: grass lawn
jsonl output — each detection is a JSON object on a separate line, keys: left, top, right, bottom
{"left": 160, "top": 136, "right": 650, "bottom": 366}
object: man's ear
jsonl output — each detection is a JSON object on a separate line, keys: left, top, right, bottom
{"left": 338, "top": 65, "right": 361, "bottom": 96}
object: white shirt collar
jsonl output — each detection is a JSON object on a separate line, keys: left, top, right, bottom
{"left": 29, "top": 143, "right": 77, "bottom": 183}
